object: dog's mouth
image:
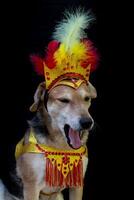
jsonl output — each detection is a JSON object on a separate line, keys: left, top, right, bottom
{"left": 64, "top": 124, "right": 82, "bottom": 149}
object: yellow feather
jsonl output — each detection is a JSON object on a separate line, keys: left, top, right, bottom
{"left": 71, "top": 42, "right": 87, "bottom": 61}
{"left": 54, "top": 44, "right": 67, "bottom": 65}
{"left": 54, "top": 42, "right": 88, "bottom": 67}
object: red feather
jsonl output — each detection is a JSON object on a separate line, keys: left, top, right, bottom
{"left": 81, "top": 39, "right": 99, "bottom": 72}
{"left": 30, "top": 55, "right": 44, "bottom": 76}
{"left": 45, "top": 40, "right": 60, "bottom": 69}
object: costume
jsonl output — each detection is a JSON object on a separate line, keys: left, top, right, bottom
{"left": 15, "top": 9, "right": 98, "bottom": 188}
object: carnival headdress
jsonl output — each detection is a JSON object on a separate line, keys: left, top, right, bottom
{"left": 31, "top": 9, "right": 99, "bottom": 91}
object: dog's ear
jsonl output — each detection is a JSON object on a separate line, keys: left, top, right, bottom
{"left": 88, "top": 82, "right": 97, "bottom": 98}
{"left": 30, "top": 82, "right": 46, "bottom": 112}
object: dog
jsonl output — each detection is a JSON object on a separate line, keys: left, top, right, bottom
{"left": 0, "top": 80, "right": 97, "bottom": 200}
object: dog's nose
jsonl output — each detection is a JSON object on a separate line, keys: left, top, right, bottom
{"left": 80, "top": 117, "right": 93, "bottom": 129}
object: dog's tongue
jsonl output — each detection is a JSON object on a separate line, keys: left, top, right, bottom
{"left": 68, "top": 127, "right": 81, "bottom": 149}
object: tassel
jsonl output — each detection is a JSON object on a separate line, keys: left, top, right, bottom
{"left": 77, "top": 160, "right": 83, "bottom": 186}
{"left": 54, "top": 160, "right": 58, "bottom": 186}
{"left": 52, "top": 161, "right": 54, "bottom": 186}
{"left": 70, "top": 169, "right": 73, "bottom": 187}
{"left": 60, "top": 171, "right": 63, "bottom": 187}
{"left": 45, "top": 159, "right": 84, "bottom": 187}
{"left": 76, "top": 163, "right": 79, "bottom": 186}
{"left": 59, "top": 161, "right": 63, "bottom": 187}
{"left": 66, "top": 172, "right": 70, "bottom": 187}
{"left": 73, "top": 164, "right": 77, "bottom": 187}
{"left": 44, "top": 150, "right": 85, "bottom": 187}
{"left": 57, "top": 169, "right": 60, "bottom": 186}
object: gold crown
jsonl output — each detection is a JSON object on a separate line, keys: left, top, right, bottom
{"left": 44, "top": 61, "right": 91, "bottom": 89}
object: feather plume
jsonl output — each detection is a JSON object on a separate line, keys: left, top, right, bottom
{"left": 53, "top": 8, "right": 94, "bottom": 51}
{"left": 80, "top": 39, "right": 99, "bottom": 71}
{"left": 30, "top": 55, "right": 44, "bottom": 76}
{"left": 45, "top": 40, "right": 59, "bottom": 68}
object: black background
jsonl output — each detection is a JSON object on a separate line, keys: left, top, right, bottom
{"left": 0, "top": 0, "right": 125, "bottom": 199}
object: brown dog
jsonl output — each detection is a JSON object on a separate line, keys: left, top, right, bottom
{"left": 0, "top": 80, "right": 97, "bottom": 200}
{"left": 16, "top": 81, "right": 97, "bottom": 200}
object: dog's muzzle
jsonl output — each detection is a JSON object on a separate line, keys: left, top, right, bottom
{"left": 64, "top": 118, "right": 94, "bottom": 149}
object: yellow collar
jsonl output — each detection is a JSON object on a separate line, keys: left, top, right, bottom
{"left": 15, "top": 131, "right": 87, "bottom": 159}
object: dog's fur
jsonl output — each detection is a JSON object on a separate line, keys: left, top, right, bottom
{"left": 0, "top": 81, "right": 97, "bottom": 200}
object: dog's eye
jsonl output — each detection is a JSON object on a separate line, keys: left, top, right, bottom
{"left": 58, "top": 98, "right": 70, "bottom": 103}
{"left": 84, "top": 96, "right": 91, "bottom": 102}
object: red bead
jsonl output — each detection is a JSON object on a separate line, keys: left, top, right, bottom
{"left": 46, "top": 72, "right": 49, "bottom": 75}
{"left": 47, "top": 77, "right": 50, "bottom": 80}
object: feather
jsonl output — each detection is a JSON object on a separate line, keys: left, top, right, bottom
{"left": 71, "top": 42, "right": 88, "bottom": 61}
{"left": 80, "top": 39, "right": 99, "bottom": 70}
{"left": 45, "top": 40, "right": 59, "bottom": 68}
{"left": 53, "top": 8, "right": 94, "bottom": 51}
{"left": 30, "top": 55, "right": 44, "bottom": 76}
{"left": 54, "top": 43, "right": 67, "bottom": 65}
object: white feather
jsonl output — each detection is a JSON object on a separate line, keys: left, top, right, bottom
{"left": 53, "top": 9, "right": 94, "bottom": 51}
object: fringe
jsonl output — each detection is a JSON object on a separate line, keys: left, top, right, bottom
{"left": 45, "top": 157, "right": 83, "bottom": 187}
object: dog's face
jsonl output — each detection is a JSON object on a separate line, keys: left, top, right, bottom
{"left": 30, "top": 82, "right": 97, "bottom": 149}
{"left": 47, "top": 83, "right": 97, "bottom": 149}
